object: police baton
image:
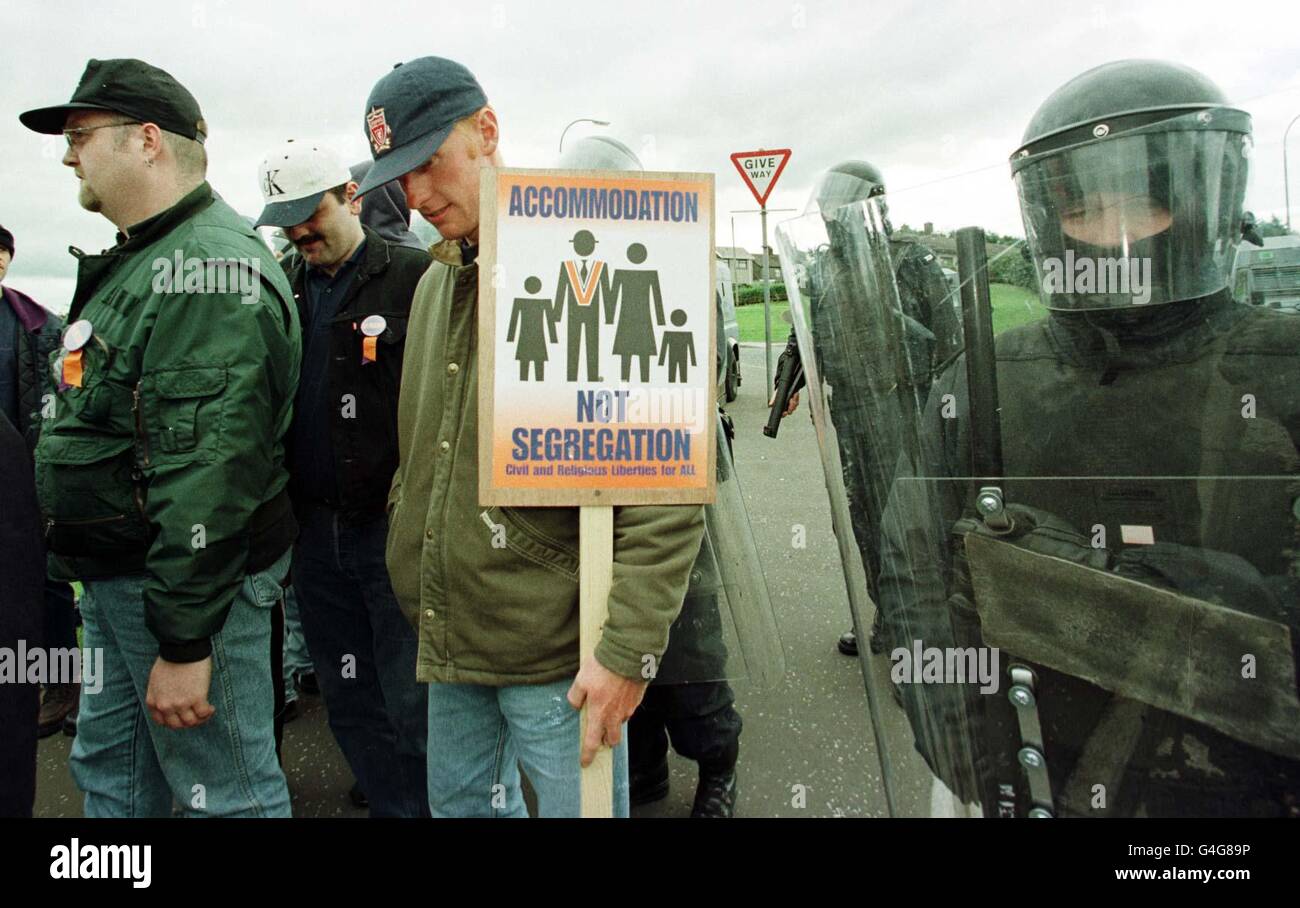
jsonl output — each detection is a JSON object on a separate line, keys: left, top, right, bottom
{"left": 955, "top": 227, "right": 1005, "bottom": 493}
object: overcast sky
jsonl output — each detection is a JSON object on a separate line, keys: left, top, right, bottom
{"left": 3, "top": 0, "right": 1298, "bottom": 312}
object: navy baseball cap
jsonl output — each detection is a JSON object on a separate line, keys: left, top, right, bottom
{"left": 356, "top": 57, "right": 487, "bottom": 198}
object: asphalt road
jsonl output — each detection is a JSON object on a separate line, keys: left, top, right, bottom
{"left": 33, "top": 343, "right": 933, "bottom": 818}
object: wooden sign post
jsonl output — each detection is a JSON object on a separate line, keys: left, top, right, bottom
{"left": 479, "top": 167, "right": 716, "bottom": 816}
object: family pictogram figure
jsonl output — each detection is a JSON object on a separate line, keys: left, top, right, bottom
{"left": 658, "top": 309, "right": 696, "bottom": 383}
{"left": 551, "top": 229, "right": 611, "bottom": 382}
{"left": 507, "top": 275, "right": 558, "bottom": 380}
{"left": 606, "top": 242, "right": 666, "bottom": 383}
{"left": 508, "top": 232, "right": 696, "bottom": 385}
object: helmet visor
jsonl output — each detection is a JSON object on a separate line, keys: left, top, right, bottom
{"left": 806, "top": 169, "right": 885, "bottom": 216}
{"left": 1015, "top": 115, "right": 1251, "bottom": 310}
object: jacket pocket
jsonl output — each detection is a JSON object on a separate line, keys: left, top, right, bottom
{"left": 146, "top": 365, "right": 227, "bottom": 456}
{"left": 490, "top": 506, "right": 580, "bottom": 581}
{"left": 378, "top": 314, "right": 408, "bottom": 347}
{"left": 243, "top": 547, "right": 292, "bottom": 609}
{"left": 36, "top": 433, "right": 149, "bottom": 557}
{"left": 351, "top": 313, "right": 408, "bottom": 361}
{"left": 52, "top": 337, "right": 117, "bottom": 427}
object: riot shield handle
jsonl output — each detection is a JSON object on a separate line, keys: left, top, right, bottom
{"left": 1008, "top": 664, "right": 1056, "bottom": 817}
{"left": 956, "top": 227, "right": 1005, "bottom": 485}
{"left": 975, "top": 486, "right": 1013, "bottom": 533}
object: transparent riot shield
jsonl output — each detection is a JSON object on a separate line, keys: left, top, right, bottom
{"left": 778, "top": 116, "right": 1300, "bottom": 818}
{"left": 777, "top": 194, "right": 964, "bottom": 817}
{"left": 652, "top": 410, "right": 786, "bottom": 688}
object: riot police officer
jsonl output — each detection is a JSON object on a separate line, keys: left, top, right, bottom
{"left": 769, "top": 160, "right": 959, "bottom": 657}
{"left": 874, "top": 59, "right": 1300, "bottom": 816}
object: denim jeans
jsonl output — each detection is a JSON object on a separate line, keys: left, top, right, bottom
{"left": 69, "top": 548, "right": 293, "bottom": 817}
{"left": 293, "top": 507, "right": 428, "bottom": 817}
{"left": 281, "top": 586, "right": 312, "bottom": 703}
{"left": 425, "top": 678, "right": 630, "bottom": 818}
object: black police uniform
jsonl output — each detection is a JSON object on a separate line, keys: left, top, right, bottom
{"left": 876, "top": 59, "right": 1299, "bottom": 817}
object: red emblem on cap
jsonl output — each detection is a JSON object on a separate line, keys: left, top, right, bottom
{"left": 367, "top": 106, "right": 392, "bottom": 155}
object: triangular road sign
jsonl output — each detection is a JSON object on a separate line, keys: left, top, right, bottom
{"left": 730, "top": 148, "right": 792, "bottom": 207}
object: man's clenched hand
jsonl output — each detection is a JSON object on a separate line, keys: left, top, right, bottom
{"left": 566, "top": 655, "right": 648, "bottom": 767}
{"left": 767, "top": 389, "right": 801, "bottom": 416}
{"left": 146, "top": 656, "right": 216, "bottom": 729}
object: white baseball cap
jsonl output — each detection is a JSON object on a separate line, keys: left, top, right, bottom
{"left": 255, "top": 139, "right": 352, "bottom": 228}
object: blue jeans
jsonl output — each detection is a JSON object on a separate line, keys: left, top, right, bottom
{"left": 425, "top": 679, "right": 630, "bottom": 818}
{"left": 69, "top": 548, "right": 293, "bottom": 817}
{"left": 293, "top": 508, "right": 428, "bottom": 817}
{"left": 281, "top": 586, "right": 312, "bottom": 703}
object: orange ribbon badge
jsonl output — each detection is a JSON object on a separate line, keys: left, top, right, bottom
{"left": 63, "top": 350, "right": 84, "bottom": 388}
{"left": 359, "top": 315, "right": 386, "bottom": 364}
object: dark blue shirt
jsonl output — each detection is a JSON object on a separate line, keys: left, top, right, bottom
{"left": 291, "top": 239, "right": 366, "bottom": 506}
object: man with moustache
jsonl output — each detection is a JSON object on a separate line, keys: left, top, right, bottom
{"left": 360, "top": 56, "right": 704, "bottom": 817}
{"left": 255, "top": 140, "right": 431, "bottom": 817}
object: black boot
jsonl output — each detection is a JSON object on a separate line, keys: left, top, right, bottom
{"left": 691, "top": 742, "right": 738, "bottom": 818}
{"left": 691, "top": 767, "right": 737, "bottom": 818}
{"left": 868, "top": 607, "right": 889, "bottom": 655}
{"left": 837, "top": 630, "right": 858, "bottom": 656}
{"left": 630, "top": 756, "right": 670, "bottom": 806}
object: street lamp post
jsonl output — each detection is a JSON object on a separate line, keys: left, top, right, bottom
{"left": 559, "top": 118, "right": 611, "bottom": 154}
{"left": 1285, "top": 113, "right": 1300, "bottom": 232}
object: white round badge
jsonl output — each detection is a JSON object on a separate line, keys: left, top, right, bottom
{"left": 360, "top": 315, "right": 387, "bottom": 337}
{"left": 63, "top": 320, "right": 94, "bottom": 352}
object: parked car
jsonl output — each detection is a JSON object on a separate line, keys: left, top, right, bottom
{"left": 1232, "top": 236, "right": 1300, "bottom": 313}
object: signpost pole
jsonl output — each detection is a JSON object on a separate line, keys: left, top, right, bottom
{"left": 760, "top": 205, "right": 772, "bottom": 391}
{"left": 729, "top": 148, "right": 791, "bottom": 395}
{"left": 579, "top": 506, "right": 615, "bottom": 818}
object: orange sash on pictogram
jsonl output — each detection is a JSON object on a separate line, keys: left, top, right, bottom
{"left": 362, "top": 336, "right": 377, "bottom": 363}
{"left": 63, "top": 351, "right": 84, "bottom": 388}
{"left": 564, "top": 260, "right": 604, "bottom": 307}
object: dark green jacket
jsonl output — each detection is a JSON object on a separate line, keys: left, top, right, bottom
{"left": 35, "top": 182, "right": 300, "bottom": 662}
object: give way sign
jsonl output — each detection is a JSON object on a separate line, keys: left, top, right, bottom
{"left": 730, "top": 148, "right": 792, "bottom": 207}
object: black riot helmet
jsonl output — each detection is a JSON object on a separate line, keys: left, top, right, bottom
{"left": 808, "top": 159, "right": 885, "bottom": 209}
{"left": 1010, "top": 59, "right": 1252, "bottom": 311}
{"left": 807, "top": 159, "right": 893, "bottom": 241}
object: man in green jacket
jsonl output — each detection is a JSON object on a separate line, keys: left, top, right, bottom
{"left": 358, "top": 56, "right": 704, "bottom": 817}
{"left": 20, "top": 58, "right": 299, "bottom": 817}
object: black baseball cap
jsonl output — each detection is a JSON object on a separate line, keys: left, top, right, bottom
{"left": 0, "top": 224, "right": 13, "bottom": 258}
{"left": 355, "top": 57, "right": 487, "bottom": 198}
{"left": 19, "top": 58, "right": 207, "bottom": 143}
